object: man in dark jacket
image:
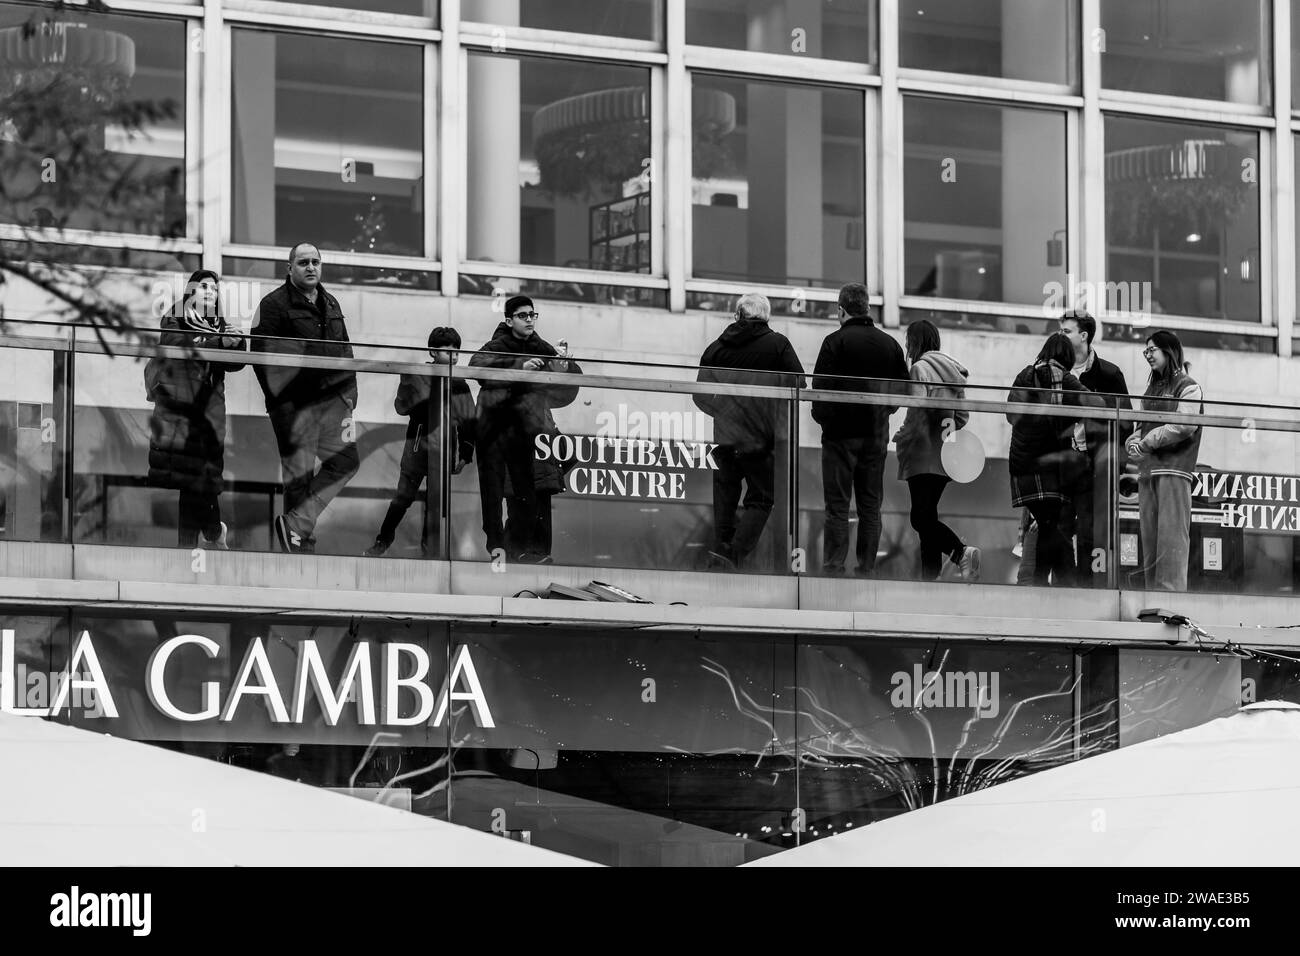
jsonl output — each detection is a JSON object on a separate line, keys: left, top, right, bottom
{"left": 694, "top": 293, "right": 806, "bottom": 571}
{"left": 811, "top": 283, "right": 910, "bottom": 576}
{"left": 365, "top": 327, "right": 476, "bottom": 558}
{"left": 251, "top": 242, "right": 360, "bottom": 554}
{"left": 1059, "top": 310, "right": 1133, "bottom": 585}
{"left": 470, "top": 296, "right": 582, "bottom": 563}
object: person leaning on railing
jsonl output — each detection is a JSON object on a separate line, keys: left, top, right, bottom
{"left": 1007, "top": 331, "right": 1105, "bottom": 587}
{"left": 1126, "top": 330, "right": 1203, "bottom": 592}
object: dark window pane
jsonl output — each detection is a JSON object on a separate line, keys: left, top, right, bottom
{"left": 691, "top": 76, "right": 865, "bottom": 288}
{"left": 901, "top": 0, "right": 1075, "bottom": 85}
{"left": 904, "top": 97, "right": 1066, "bottom": 305}
{"left": 686, "top": 0, "right": 876, "bottom": 64}
{"left": 0, "top": 4, "right": 186, "bottom": 237}
{"left": 1105, "top": 116, "right": 1259, "bottom": 321}
{"left": 467, "top": 54, "right": 652, "bottom": 272}
{"left": 231, "top": 30, "right": 425, "bottom": 257}
{"left": 463, "top": 0, "right": 661, "bottom": 41}
{"left": 260, "top": 0, "right": 437, "bottom": 16}
{"left": 1100, "top": 0, "right": 1270, "bottom": 105}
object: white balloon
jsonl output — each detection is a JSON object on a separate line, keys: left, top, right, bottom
{"left": 941, "top": 429, "right": 986, "bottom": 484}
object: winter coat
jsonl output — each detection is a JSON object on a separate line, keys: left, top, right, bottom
{"left": 810, "top": 315, "right": 910, "bottom": 446}
{"left": 1006, "top": 360, "right": 1101, "bottom": 476}
{"left": 250, "top": 279, "right": 357, "bottom": 412}
{"left": 469, "top": 323, "right": 583, "bottom": 441}
{"left": 693, "top": 320, "right": 806, "bottom": 453}
{"left": 892, "top": 351, "right": 969, "bottom": 480}
{"left": 393, "top": 367, "right": 477, "bottom": 463}
{"left": 145, "top": 310, "right": 246, "bottom": 495}
{"left": 1133, "top": 369, "right": 1203, "bottom": 482}
{"left": 1076, "top": 349, "right": 1134, "bottom": 454}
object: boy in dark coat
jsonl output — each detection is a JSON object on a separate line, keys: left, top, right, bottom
{"left": 145, "top": 269, "right": 246, "bottom": 548}
{"left": 365, "top": 327, "right": 476, "bottom": 557}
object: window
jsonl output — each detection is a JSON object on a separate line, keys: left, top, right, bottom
{"left": 257, "top": 0, "right": 437, "bottom": 17}
{"left": 1105, "top": 116, "right": 1259, "bottom": 322}
{"left": 690, "top": 76, "right": 865, "bottom": 289}
{"left": 465, "top": 54, "right": 653, "bottom": 272}
{"left": 230, "top": 30, "right": 425, "bottom": 257}
{"left": 462, "top": 0, "right": 662, "bottom": 42}
{"left": 686, "top": 0, "right": 876, "bottom": 64}
{"left": 0, "top": 3, "right": 186, "bottom": 237}
{"left": 903, "top": 96, "right": 1066, "bottom": 305}
{"left": 1100, "top": 0, "right": 1270, "bottom": 105}
{"left": 900, "top": 0, "right": 1076, "bottom": 86}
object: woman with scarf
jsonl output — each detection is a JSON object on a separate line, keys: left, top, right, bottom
{"left": 1126, "top": 330, "right": 1202, "bottom": 591}
{"left": 144, "top": 270, "right": 246, "bottom": 548}
{"left": 1007, "top": 332, "right": 1103, "bottom": 586}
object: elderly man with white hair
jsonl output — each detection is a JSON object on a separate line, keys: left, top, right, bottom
{"left": 693, "top": 293, "right": 806, "bottom": 570}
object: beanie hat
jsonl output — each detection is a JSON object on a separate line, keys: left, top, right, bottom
{"left": 504, "top": 295, "right": 534, "bottom": 318}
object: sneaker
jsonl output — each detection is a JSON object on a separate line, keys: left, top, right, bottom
{"left": 959, "top": 546, "right": 982, "bottom": 582}
{"left": 274, "top": 515, "right": 305, "bottom": 554}
{"left": 1011, "top": 541, "right": 1023, "bottom": 559}
{"left": 706, "top": 550, "right": 736, "bottom": 571}
{"left": 364, "top": 536, "right": 391, "bottom": 558}
{"left": 201, "top": 522, "right": 230, "bottom": 550}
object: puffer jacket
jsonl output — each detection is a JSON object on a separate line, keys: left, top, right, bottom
{"left": 145, "top": 310, "right": 246, "bottom": 495}
{"left": 469, "top": 322, "right": 583, "bottom": 440}
{"left": 1133, "top": 369, "right": 1203, "bottom": 481}
{"left": 892, "top": 350, "right": 969, "bottom": 480}
{"left": 693, "top": 320, "right": 806, "bottom": 452}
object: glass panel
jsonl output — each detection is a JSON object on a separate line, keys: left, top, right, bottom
{"left": 1104, "top": 116, "right": 1260, "bottom": 322}
{"left": 466, "top": 55, "right": 652, "bottom": 272}
{"left": 795, "top": 638, "right": 1106, "bottom": 838}
{"left": 798, "top": 375, "right": 1119, "bottom": 588}
{"left": 1100, "top": 0, "right": 1270, "bottom": 105}
{"left": 448, "top": 623, "right": 796, "bottom": 865}
{"left": 72, "top": 306, "right": 452, "bottom": 559}
{"left": 686, "top": 0, "right": 876, "bottom": 65}
{"left": 259, "top": 0, "right": 437, "bottom": 15}
{"left": 462, "top": 0, "right": 661, "bottom": 42}
{"left": 691, "top": 76, "right": 866, "bottom": 289}
{"left": 900, "top": 0, "right": 1076, "bottom": 86}
{"left": 0, "top": 346, "right": 64, "bottom": 542}
{"left": 0, "top": 3, "right": 186, "bottom": 237}
{"left": 904, "top": 96, "right": 1066, "bottom": 306}
{"left": 230, "top": 30, "right": 425, "bottom": 256}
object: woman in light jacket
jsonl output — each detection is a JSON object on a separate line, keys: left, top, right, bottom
{"left": 893, "top": 320, "right": 980, "bottom": 581}
{"left": 1126, "top": 330, "right": 1202, "bottom": 591}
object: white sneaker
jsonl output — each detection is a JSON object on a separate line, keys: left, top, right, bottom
{"left": 959, "top": 546, "right": 982, "bottom": 581}
{"left": 202, "top": 522, "right": 230, "bottom": 550}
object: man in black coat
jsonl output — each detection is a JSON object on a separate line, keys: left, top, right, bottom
{"left": 1059, "top": 310, "right": 1133, "bottom": 586}
{"left": 694, "top": 293, "right": 806, "bottom": 571}
{"left": 811, "top": 283, "right": 910, "bottom": 576}
{"left": 251, "top": 242, "right": 360, "bottom": 554}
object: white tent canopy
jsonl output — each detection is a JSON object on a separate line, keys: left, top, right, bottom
{"left": 1, "top": 712, "right": 593, "bottom": 866}
{"left": 752, "top": 702, "right": 1300, "bottom": 867}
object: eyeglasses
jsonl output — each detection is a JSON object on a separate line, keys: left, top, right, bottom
{"left": 511, "top": 311, "right": 540, "bottom": 320}
{"left": 1142, "top": 346, "right": 1159, "bottom": 357}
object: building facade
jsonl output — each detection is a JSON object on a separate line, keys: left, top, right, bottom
{"left": 2, "top": 0, "right": 1300, "bottom": 866}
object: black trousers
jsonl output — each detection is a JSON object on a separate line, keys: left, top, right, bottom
{"left": 906, "top": 474, "right": 964, "bottom": 579}
{"left": 711, "top": 445, "right": 775, "bottom": 568}
{"left": 821, "top": 436, "right": 886, "bottom": 574}
{"left": 1027, "top": 499, "right": 1074, "bottom": 586}
{"left": 476, "top": 428, "right": 537, "bottom": 558}
{"left": 178, "top": 489, "right": 221, "bottom": 547}
{"left": 376, "top": 434, "right": 442, "bottom": 553}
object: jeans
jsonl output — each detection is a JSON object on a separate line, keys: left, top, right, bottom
{"left": 477, "top": 427, "right": 538, "bottom": 557}
{"left": 269, "top": 393, "right": 360, "bottom": 540}
{"left": 178, "top": 489, "right": 221, "bottom": 547}
{"left": 1139, "top": 475, "right": 1191, "bottom": 591}
{"left": 822, "top": 437, "right": 886, "bottom": 574}
{"left": 1026, "top": 499, "right": 1074, "bottom": 586}
{"left": 711, "top": 445, "right": 775, "bottom": 568}
{"left": 906, "top": 474, "right": 964, "bottom": 579}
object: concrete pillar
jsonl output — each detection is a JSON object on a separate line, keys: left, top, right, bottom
{"left": 466, "top": 0, "right": 520, "bottom": 264}
{"left": 231, "top": 31, "right": 276, "bottom": 245}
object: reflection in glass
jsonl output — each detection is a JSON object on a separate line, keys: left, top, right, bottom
{"left": 230, "top": 30, "right": 424, "bottom": 256}
{"left": 466, "top": 55, "right": 652, "bottom": 272}
{"left": 462, "top": 0, "right": 661, "bottom": 42}
{"left": 904, "top": 97, "right": 1066, "bottom": 305}
{"left": 686, "top": 0, "right": 875, "bottom": 64}
{"left": 1100, "top": 0, "right": 1270, "bottom": 105}
{"left": 691, "top": 76, "right": 865, "bottom": 288}
{"left": 900, "top": 0, "right": 1075, "bottom": 85}
{"left": 0, "top": 348, "right": 63, "bottom": 543}
{"left": 1104, "top": 117, "right": 1259, "bottom": 321}
{"left": 0, "top": 3, "right": 185, "bottom": 237}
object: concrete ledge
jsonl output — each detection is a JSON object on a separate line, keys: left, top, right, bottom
{"left": 0, "top": 541, "right": 73, "bottom": 580}
{"left": 798, "top": 575, "right": 1124, "bottom": 621}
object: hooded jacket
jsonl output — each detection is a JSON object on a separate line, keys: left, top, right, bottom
{"left": 693, "top": 320, "right": 806, "bottom": 452}
{"left": 892, "top": 350, "right": 969, "bottom": 480}
{"left": 469, "top": 322, "right": 583, "bottom": 440}
{"left": 810, "top": 315, "right": 910, "bottom": 445}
